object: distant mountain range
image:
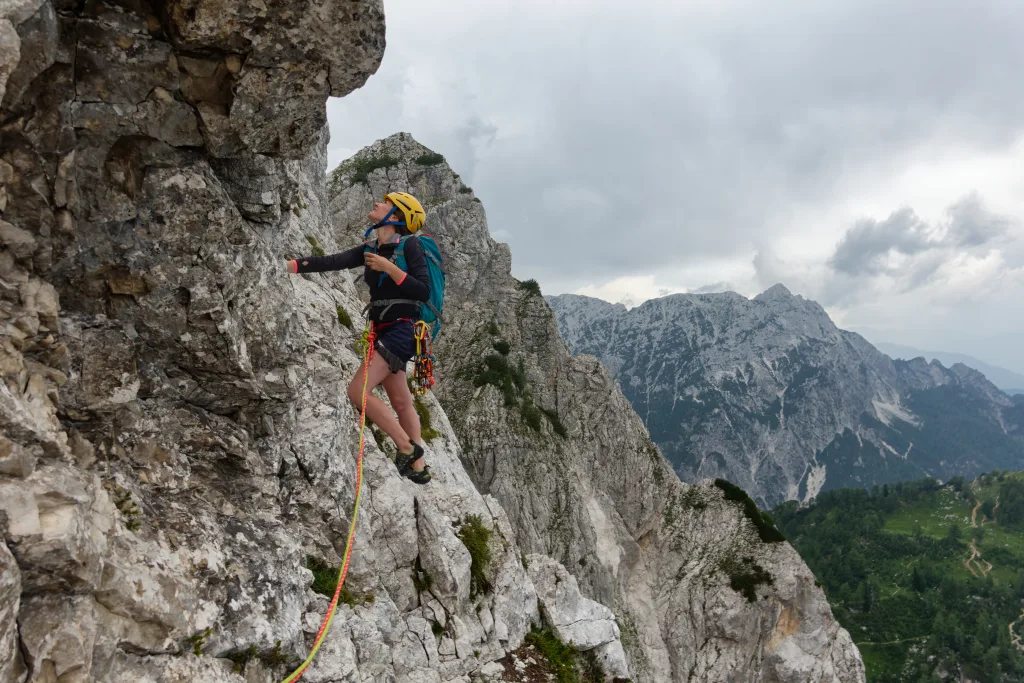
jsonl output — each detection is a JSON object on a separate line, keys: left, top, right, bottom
{"left": 548, "top": 285, "right": 1024, "bottom": 508}
{"left": 873, "top": 342, "right": 1024, "bottom": 396}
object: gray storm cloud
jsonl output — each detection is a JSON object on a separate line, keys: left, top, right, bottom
{"left": 828, "top": 195, "right": 1012, "bottom": 277}
{"left": 326, "top": 0, "right": 1024, "bottom": 369}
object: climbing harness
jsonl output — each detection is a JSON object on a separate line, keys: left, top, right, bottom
{"left": 361, "top": 232, "right": 446, "bottom": 341}
{"left": 280, "top": 322, "right": 376, "bottom": 683}
{"left": 411, "top": 320, "right": 435, "bottom": 395}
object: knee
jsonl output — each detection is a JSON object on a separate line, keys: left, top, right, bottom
{"left": 390, "top": 388, "right": 413, "bottom": 415}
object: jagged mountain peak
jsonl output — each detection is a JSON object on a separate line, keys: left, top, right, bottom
{"left": 754, "top": 282, "right": 794, "bottom": 301}
{"left": 551, "top": 287, "right": 1024, "bottom": 509}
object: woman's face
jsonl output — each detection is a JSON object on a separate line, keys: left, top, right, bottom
{"left": 368, "top": 199, "right": 396, "bottom": 223}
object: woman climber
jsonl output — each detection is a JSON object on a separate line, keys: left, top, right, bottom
{"left": 285, "top": 192, "right": 432, "bottom": 485}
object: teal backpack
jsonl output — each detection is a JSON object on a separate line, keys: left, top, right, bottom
{"left": 364, "top": 233, "right": 446, "bottom": 339}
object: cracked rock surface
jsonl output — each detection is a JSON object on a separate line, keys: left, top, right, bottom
{"left": 2, "top": 0, "right": 861, "bottom": 678}
{"left": 0, "top": 0, "right": 546, "bottom": 680}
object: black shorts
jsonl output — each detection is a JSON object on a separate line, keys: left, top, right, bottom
{"left": 374, "top": 319, "right": 416, "bottom": 374}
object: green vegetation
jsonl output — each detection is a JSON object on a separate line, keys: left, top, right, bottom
{"left": 351, "top": 154, "right": 399, "bottom": 184}
{"left": 461, "top": 353, "right": 565, "bottom": 437}
{"left": 457, "top": 515, "right": 492, "bottom": 598}
{"left": 520, "top": 395, "right": 543, "bottom": 432}
{"left": 413, "top": 395, "right": 442, "bottom": 443}
{"left": 904, "top": 386, "right": 1024, "bottom": 477}
{"left": 518, "top": 279, "right": 542, "bottom": 296}
{"left": 110, "top": 483, "right": 143, "bottom": 531}
{"left": 224, "top": 641, "right": 300, "bottom": 674}
{"left": 336, "top": 306, "right": 352, "bottom": 329}
{"left": 773, "top": 475, "right": 1024, "bottom": 682}
{"left": 460, "top": 321, "right": 566, "bottom": 438}
{"left": 305, "top": 234, "right": 325, "bottom": 256}
{"left": 306, "top": 556, "right": 373, "bottom": 608}
{"left": 522, "top": 628, "right": 607, "bottom": 683}
{"left": 188, "top": 627, "right": 213, "bottom": 655}
{"left": 306, "top": 555, "right": 339, "bottom": 597}
{"left": 713, "top": 479, "right": 785, "bottom": 543}
{"left": 414, "top": 152, "right": 446, "bottom": 166}
{"left": 290, "top": 193, "right": 309, "bottom": 217}
{"left": 719, "top": 553, "right": 773, "bottom": 602}
{"left": 467, "top": 353, "right": 526, "bottom": 406}
{"left": 999, "top": 477, "right": 1024, "bottom": 526}
{"left": 459, "top": 184, "right": 473, "bottom": 194}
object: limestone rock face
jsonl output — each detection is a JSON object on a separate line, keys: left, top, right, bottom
{"left": 547, "top": 290, "right": 1024, "bottom": 507}
{"left": 0, "top": 0, "right": 548, "bottom": 680}
{"left": 1, "top": 0, "right": 863, "bottom": 676}
{"left": 525, "top": 553, "right": 630, "bottom": 680}
{"left": 328, "top": 134, "right": 866, "bottom": 683}
{"left": 0, "top": 542, "right": 25, "bottom": 682}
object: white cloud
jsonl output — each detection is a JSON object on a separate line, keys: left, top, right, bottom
{"left": 326, "top": 0, "right": 1024, "bottom": 368}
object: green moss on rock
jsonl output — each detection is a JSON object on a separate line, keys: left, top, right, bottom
{"left": 714, "top": 478, "right": 786, "bottom": 543}
{"left": 414, "top": 396, "right": 442, "bottom": 442}
{"left": 457, "top": 515, "right": 492, "bottom": 598}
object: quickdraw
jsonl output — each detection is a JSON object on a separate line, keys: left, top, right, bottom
{"left": 281, "top": 322, "right": 376, "bottom": 683}
{"left": 411, "top": 320, "right": 435, "bottom": 395}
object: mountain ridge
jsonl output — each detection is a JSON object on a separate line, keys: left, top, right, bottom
{"left": 548, "top": 287, "right": 1024, "bottom": 508}
{"left": 874, "top": 342, "right": 1024, "bottom": 395}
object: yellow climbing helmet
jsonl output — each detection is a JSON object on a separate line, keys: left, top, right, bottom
{"left": 384, "top": 192, "right": 426, "bottom": 232}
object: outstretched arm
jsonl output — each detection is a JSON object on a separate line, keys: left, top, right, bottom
{"left": 287, "top": 244, "right": 364, "bottom": 274}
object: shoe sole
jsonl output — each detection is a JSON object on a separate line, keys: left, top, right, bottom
{"left": 403, "top": 467, "right": 431, "bottom": 485}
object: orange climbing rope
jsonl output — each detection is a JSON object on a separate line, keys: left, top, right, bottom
{"left": 281, "top": 323, "right": 376, "bottom": 683}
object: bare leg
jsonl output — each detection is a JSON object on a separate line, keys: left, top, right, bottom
{"left": 383, "top": 370, "right": 424, "bottom": 468}
{"left": 347, "top": 354, "right": 413, "bottom": 453}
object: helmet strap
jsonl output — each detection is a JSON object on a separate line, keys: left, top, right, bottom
{"left": 364, "top": 206, "right": 406, "bottom": 237}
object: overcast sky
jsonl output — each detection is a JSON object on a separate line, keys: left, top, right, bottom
{"left": 325, "top": 0, "right": 1024, "bottom": 373}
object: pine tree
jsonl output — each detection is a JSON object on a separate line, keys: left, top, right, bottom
{"left": 911, "top": 566, "right": 926, "bottom": 593}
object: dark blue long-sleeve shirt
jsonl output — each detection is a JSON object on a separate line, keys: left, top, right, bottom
{"left": 294, "top": 235, "right": 430, "bottom": 323}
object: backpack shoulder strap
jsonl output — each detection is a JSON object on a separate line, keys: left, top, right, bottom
{"left": 395, "top": 234, "right": 419, "bottom": 251}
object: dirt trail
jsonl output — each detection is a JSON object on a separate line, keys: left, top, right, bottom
{"left": 984, "top": 496, "right": 1001, "bottom": 526}
{"left": 964, "top": 546, "right": 978, "bottom": 577}
{"left": 1011, "top": 610, "right": 1024, "bottom": 651}
{"left": 963, "top": 494, "right": 995, "bottom": 577}
{"left": 858, "top": 635, "right": 928, "bottom": 646}
{"left": 965, "top": 540, "right": 993, "bottom": 577}
{"left": 967, "top": 487, "right": 1021, "bottom": 649}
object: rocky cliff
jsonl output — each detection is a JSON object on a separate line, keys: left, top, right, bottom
{"left": 548, "top": 288, "right": 1024, "bottom": 508}
{"left": 327, "top": 135, "right": 866, "bottom": 682}
{"left": 0, "top": 0, "right": 864, "bottom": 677}
{"left": 0, "top": 1, "right": 553, "bottom": 680}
